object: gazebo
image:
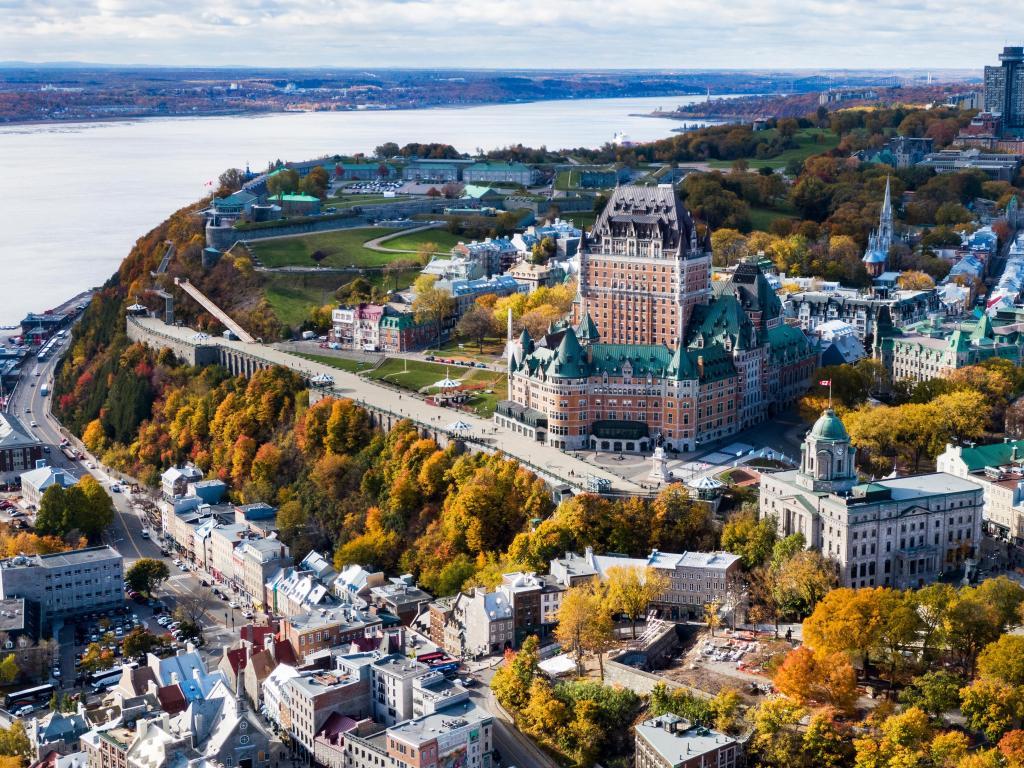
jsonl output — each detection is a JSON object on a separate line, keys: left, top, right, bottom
{"left": 687, "top": 474, "right": 725, "bottom": 501}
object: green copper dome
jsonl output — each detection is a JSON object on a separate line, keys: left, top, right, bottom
{"left": 810, "top": 409, "right": 849, "bottom": 441}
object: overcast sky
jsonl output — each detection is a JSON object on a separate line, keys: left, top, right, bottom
{"left": 0, "top": 0, "right": 1018, "bottom": 70}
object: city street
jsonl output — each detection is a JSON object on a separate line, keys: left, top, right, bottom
{"left": 5, "top": 327, "right": 240, "bottom": 674}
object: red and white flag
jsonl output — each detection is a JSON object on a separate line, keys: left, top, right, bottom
{"left": 819, "top": 379, "right": 832, "bottom": 386}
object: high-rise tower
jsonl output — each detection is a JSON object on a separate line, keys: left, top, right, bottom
{"left": 984, "top": 46, "right": 1024, "bottom": 135}
{"left": 575, "top": 184, "right": 711, "bottom": 347}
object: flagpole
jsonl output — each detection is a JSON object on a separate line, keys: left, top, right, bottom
{"left": 829, "top": 380, "right": 833, "bottom": 409}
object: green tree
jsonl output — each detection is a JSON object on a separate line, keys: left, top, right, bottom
{"left": 125, "top": 558, "right": 170, "bottom": 596}
{"left": 721, "top": 509, "right": 776, "bottom": 569}
{"left": 898, "top": 670, "right": 964, "bottom": 718}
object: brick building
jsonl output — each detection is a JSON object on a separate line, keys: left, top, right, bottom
{"left": 497, "top": 184, "right": 816, "bottom": 453}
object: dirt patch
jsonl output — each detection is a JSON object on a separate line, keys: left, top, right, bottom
{"left": 658, "top": 628, "right": 791, "bottom": 702}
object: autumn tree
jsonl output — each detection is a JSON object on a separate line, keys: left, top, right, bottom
{"left": 710, "top": 228, "right": 750, "bottom": 267}
{"left": 979, "top": 635, "right": 1024, "bottom": 686}
{"left": 773, "top": 646, "right": 858, "bottom": 712}
{"left": 960, "top": 679, "right": 1024, "bottom": 742}
{"left": 554, "top": 580, "right": 614, "bottom": 676}
{"left": 0, "top": 655, "right": 17, "bottom": 685}
{"left": 411, "top": 274, "right": 455, "bottom": 348}
{"left": 606, "top": 565, "right": 669, "bottom": 639}
{"left": 721, "top": 508, "right": 777, "bottom": 569}
{"left": 490, "top": 635, "right": 539, "bottom": 711}
{"left": 455, "top": 305, "right": 496, "bottom": 352}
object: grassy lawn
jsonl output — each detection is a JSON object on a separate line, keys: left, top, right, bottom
{"left": 461, "top": 369, "right": 508, "bottom": 418}
{"left": 363, "top": 358, "right": 456, "bottom": 391}
{"left": 749, "top": 205, "right": 797, "bottom": 232}
{"left": 560, "top": 211, "right": 597, "bottom": 230}
{"left": 260, "top": 270, "right": 418, "bottom": 328}
{"left": 294, "top": 353, "right": 379, "bottom": 373}
{"left": 707, "top": 128, "right": 840, "bottom": 170}
{"left": 555, "top": 170, "right": 574, "bottom": 191}
{"left": 264, "top": 284, "right": 322, "bottom": 327}
{"left": 426, "top": 337, "right": 507, "bottom": 361}
{"left": 379, "top": 230, "right": 465, "bottom": 253}
{"left": 324, "top": 195, "right": 413, "bottom": 209}
{"left": 249, "top": 227, "right": 395, "bottom": 269}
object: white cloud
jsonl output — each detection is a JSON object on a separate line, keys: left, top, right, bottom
{"left": 0, "top": 0, "right": 1017, "bottom": 68}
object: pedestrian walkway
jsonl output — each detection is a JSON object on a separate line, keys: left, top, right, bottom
{"left": 132, "top": 316, "right": 647, "bottom": 495}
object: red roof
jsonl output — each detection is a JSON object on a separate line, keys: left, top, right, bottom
{"left": 226, "top": 647, "right": 248, "bottom": 674}
{"left": 240, "top": 624, "right": 275, "bottom": 647}
{"left": 156, "top": 684, "right": 188, "bottom": 715}
{"left": 274, "top": 639, "right": 297, "bottom": 666}
{"left": 317, "top": 713, "right": 359, "bottom": 744}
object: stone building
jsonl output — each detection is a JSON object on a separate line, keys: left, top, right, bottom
{"left": 761, "top": 410, "right": 984, "bottom": 589}
{"left": 937, "top": 439, "right": 1024, "bottom": 544}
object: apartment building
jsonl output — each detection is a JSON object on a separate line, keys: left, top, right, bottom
{"left": 549, "top": 547, "right": 741, "bottom": 621}
{"left": 281, "top": 607, "right": 383, "bottom": 663}
{"left": 370, "top": 654, "right": 430, "bottom": 726}
{"left": 284, "top": 669, "right": 373, "bottom": 755}
{"left": 0, "top": 546, "right": 123, "bottom": 626}
{"left": 635, "top": 714, "right": 738, "bottom": 768}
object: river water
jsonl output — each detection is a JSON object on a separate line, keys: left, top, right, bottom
{"left": 0, "top": 94, "right": 711, "bottom": 326}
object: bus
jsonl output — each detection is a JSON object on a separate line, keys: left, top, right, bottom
{"left": 4, "top": 683, "right": 55, "bottom": 711}
{"left": 88, "top": 666, "right": 125, "bottom": 691}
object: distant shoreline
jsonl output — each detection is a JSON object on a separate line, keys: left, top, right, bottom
{"left": 0, "top": 91, "right": 710, "bottom": 129}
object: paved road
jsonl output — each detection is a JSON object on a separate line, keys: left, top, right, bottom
{"left": 9, "top": 326, "right": 240, "bottom": 673}
{"left": 469, "top": 663, "right": 558, "bottom": 768}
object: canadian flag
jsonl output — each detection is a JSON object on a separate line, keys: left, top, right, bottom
{"left": 819, "top": 379, "right": 832, "bottom": 386}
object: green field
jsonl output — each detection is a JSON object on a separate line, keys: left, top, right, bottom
{"left": 261, "top": 269, "right": 417, "bottom": 328}
{"left": 708, "top": 128, "right": 840, "bottom": 170}
{"left": 294, "top": 353, "right": 379, "bottom": 373}
{"left": 749, "top": 205, "right": 798, "bottom": 232}
{"left": 378, "top": 230, "right": 464, "bottom": 253}
{"left": 363, "top": 358, "right": 457, "bottom": 391}
{"left": 460, "top": 369, "right": 508, "bottom": 417}
{"left": 560, "top": 211, "right": 597, "bottom": 230}
{"left": 249, "top": 227, "right": 395, "bottom": 269}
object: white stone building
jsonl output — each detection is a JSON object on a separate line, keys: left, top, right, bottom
{"left": 761, "top": 409, "right": 984, "bottom": 588}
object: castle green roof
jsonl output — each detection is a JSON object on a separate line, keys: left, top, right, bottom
{"left": 955, "top": 440, "right": 1024, "bottom": 472}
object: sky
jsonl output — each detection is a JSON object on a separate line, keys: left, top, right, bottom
{"left": 0, "top": 0, "right": 1020, "bottom": 70}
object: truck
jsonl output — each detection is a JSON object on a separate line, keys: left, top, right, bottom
{"left": 61, "top": 446, "right": 80, "bottom": 461}
{"left": 39, "top": 384, "right": 49, "bottom": 396}
{"left": 301, "top": 330, "right": 316, "bottom": 340}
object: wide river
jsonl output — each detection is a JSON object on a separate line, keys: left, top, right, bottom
{"left": 0, "top": 94, "right": 712, "bottom": 326}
